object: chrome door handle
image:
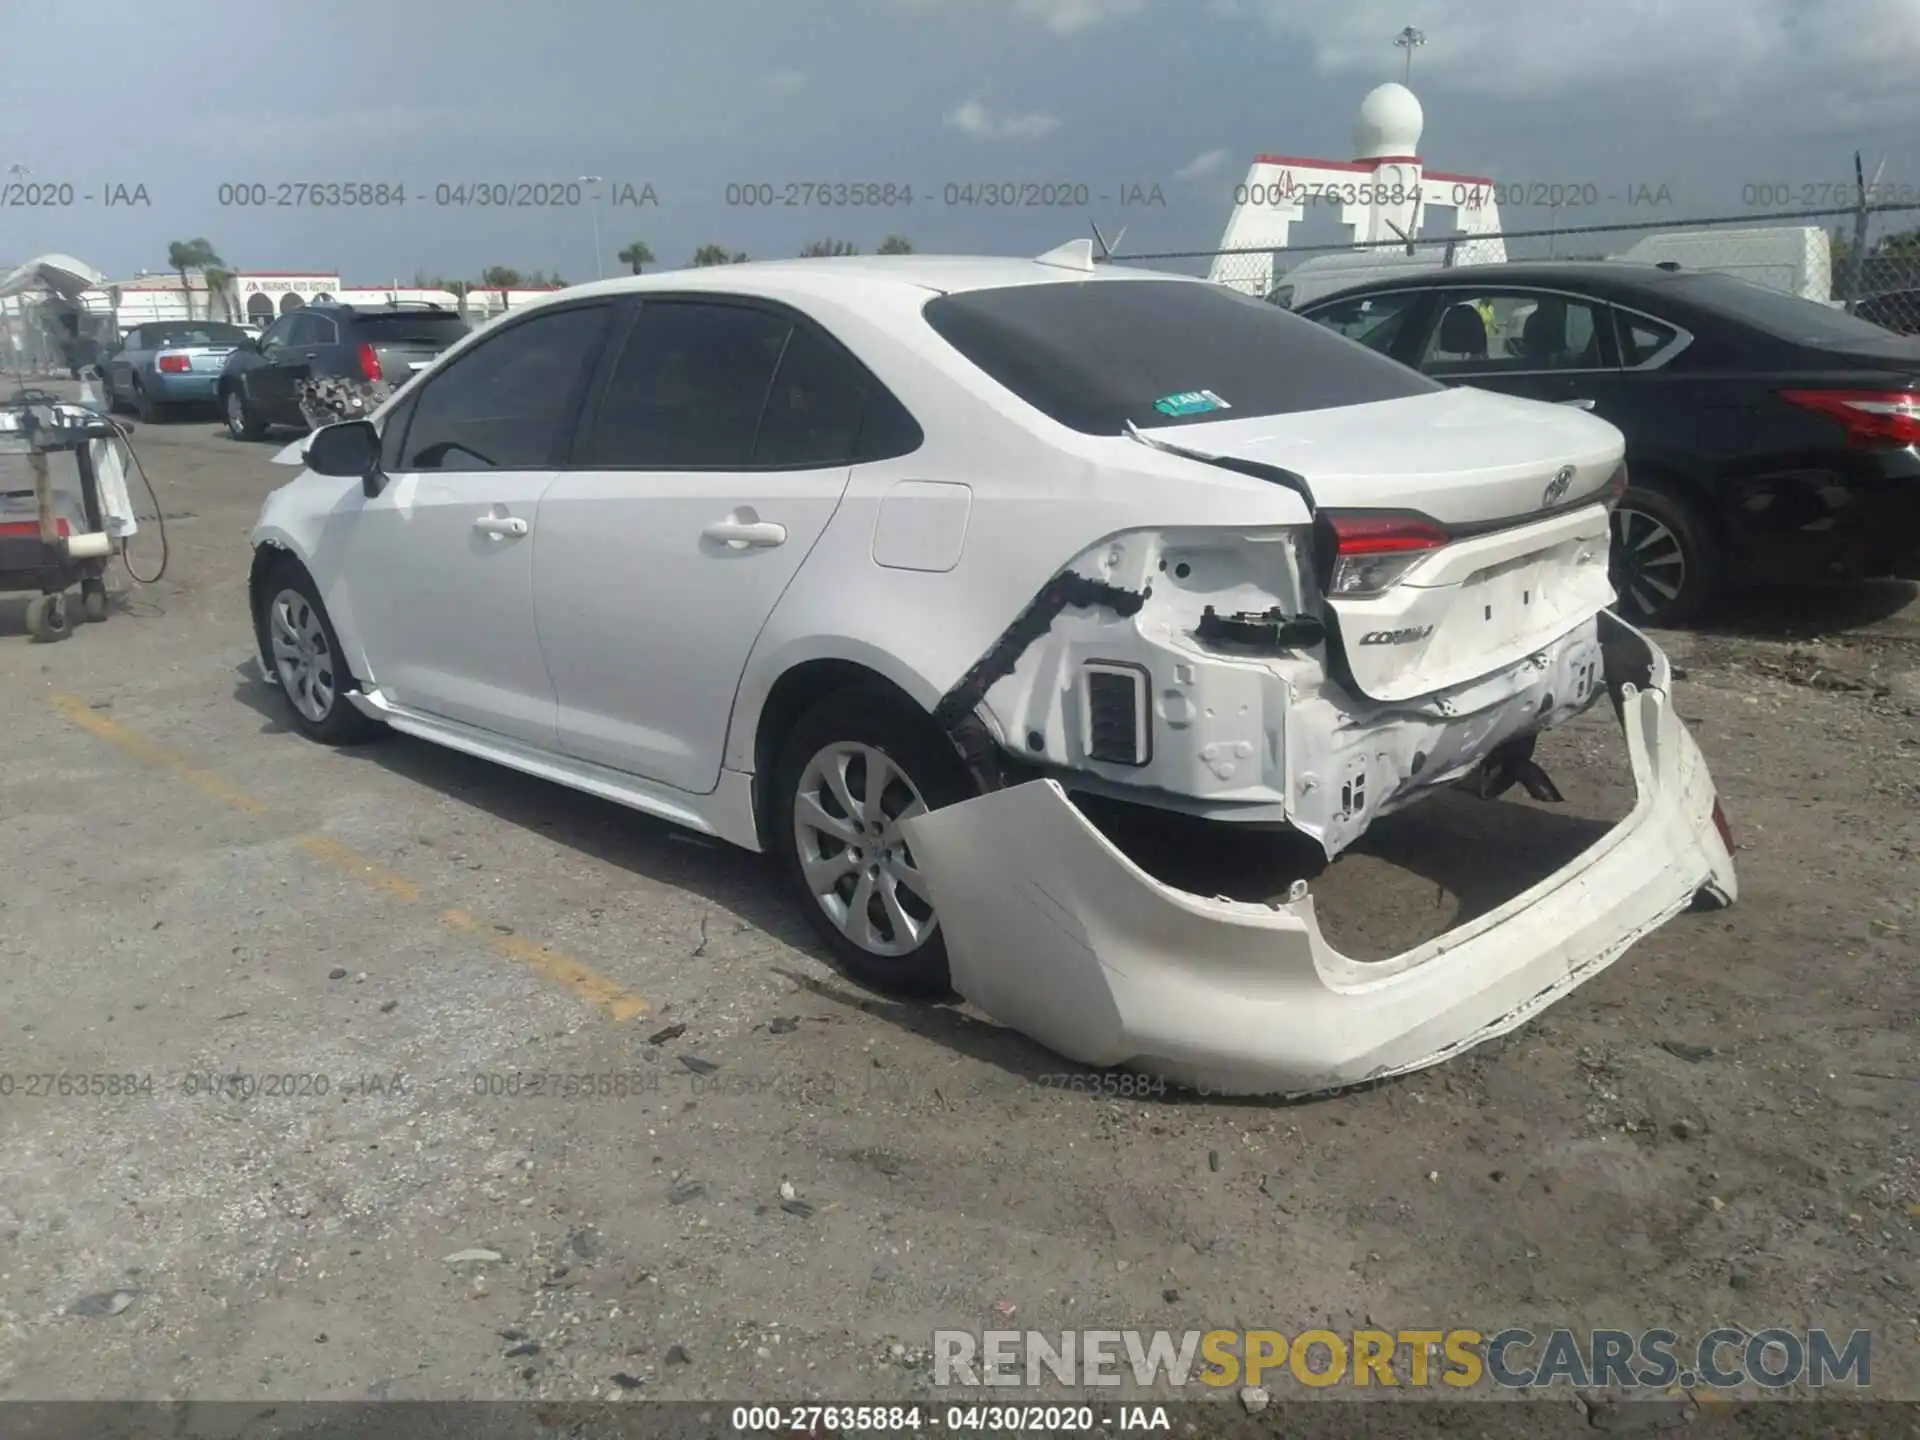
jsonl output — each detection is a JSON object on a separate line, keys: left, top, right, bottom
{"left": 1560, "top": 397, "right": 1596, "bottom": 410}
{"left": 473, "top": 515, "right": 529, "bottom": 538}
{"left": 702, "top": 519, "right": 787, "bottom": 548}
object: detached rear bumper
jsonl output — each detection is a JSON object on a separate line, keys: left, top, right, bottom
{"left": 900, "top": 614, "right": 1736, "bottom": 1097}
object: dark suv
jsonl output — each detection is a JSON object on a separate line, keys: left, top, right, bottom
{"left": 218, "top": 301, "right": 471, "bottom": 439}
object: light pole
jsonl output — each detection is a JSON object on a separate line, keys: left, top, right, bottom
{"left": 1394, "top": 26, "right": 1425, "bottom": 85}
{"left": 579, "top": 174, "right": 604, "bottom": 280}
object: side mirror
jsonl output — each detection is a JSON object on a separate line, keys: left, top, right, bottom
{"left": 305, "top": 419, "right": 384, "bottom": 496}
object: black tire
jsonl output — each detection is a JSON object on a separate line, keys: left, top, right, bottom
{"left": 80, "top": 579, "right": 108, "bottom": 623}
{"left": 224, "top": 384, "right": 266, "bottom": 441}
{"left": 254, "top": 559, "right": 384, "bottom": 745}
{"left": 772, "top": 686, "right": 978, "bottom": 996}
{"left": 132, "top": 378, "right": 167, "bottom": 424}
{"left": 1609, "top": 482, "right": 1721, "bottom": 626}
{"left": 25, "top": 592, "right": 73, "bottom": 643}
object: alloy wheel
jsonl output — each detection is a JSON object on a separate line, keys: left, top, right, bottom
{"left": 791, "top": 742, "right": 937, "bottom": 958}
{"left": 1610, "top": 505, "right": 1687, "bottom": 620}
{"left": 268, "top": 588, "right": 337, "bottom": 722}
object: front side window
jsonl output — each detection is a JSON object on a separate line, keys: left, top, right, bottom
{"left": 921, "top": 278, "right": 1439, "bottom": 435}
{"left": 395, "top": 303, "right": 611, "bottom": 472}
{"left": 1302, "top": 291, "right": 1423, "bottom": 355}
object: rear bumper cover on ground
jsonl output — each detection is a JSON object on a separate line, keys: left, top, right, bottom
{"left": 900, "top": 613, "right": 1736, "bottom": 1097}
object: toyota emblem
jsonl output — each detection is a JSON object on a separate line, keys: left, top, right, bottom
{"left": 1542, "top": 466, "right": 1575, "bottom": 507}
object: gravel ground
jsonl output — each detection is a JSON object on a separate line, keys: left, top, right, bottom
{"left": 0, "top": 393, "right": 1915, "bottom": 1426}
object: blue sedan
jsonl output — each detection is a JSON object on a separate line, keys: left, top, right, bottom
{"left": 101, "top": 320, "right": 252, "bottom": 421}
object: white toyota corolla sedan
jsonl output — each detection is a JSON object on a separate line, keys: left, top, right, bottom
{"left": 247, "top": 241, "right": 1737, "bottom": 1096}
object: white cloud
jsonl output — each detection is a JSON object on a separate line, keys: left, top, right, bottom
{"left": 1011, "top": 0, "right": 1145, "bottom": 34}
{"left": 766, "top": 69, "right": 807, "bottom": 97}
{"left": 1174, "top": 147, "right": 1229, "bottom": 180}
{"left": 947, "top": 96, "right": 1061, "bottom": 140}
{"left": 1238, "top": 0, "right": 1920, "bottom": 128}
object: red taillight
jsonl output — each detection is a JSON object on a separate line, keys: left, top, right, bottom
{"left": 1711, "top": 798, "right": 1735, "bottom": 853}
{"left": 156, "top": 353, "right": 190, "bottom": 373}
{"left": 358, "top": 343, "right": 382, "bottom": 381}
{"left": 0, "top": 519, "right": 70, "bottom": 537}
{"left": 1778, "top": 389, "right": 1920, "bottom": 448}
{"left": 1327, "top": 512, "right": 1450, "bottom": 555}
{"left": 1321, "top": 511, "right": 1449, "bottom": 598}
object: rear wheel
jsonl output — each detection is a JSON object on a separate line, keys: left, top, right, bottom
{"left": 773, "top": 687, "right": 977, "bottom": 996}
{"left": 132, "top": 378, "right": 166, "bottom": 424}
{"left": 1610, "top": 484, "right": 1720, "bottom": 626}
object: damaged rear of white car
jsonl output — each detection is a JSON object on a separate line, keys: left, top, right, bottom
{"left": 869, "top": 265, "right": 1738, "bottom": 1097}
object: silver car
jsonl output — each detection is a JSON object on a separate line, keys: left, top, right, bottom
{"left": 101, "top": 320, "right": 252, "bottom": 422}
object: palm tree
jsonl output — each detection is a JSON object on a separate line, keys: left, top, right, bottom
{"left": 691, "top": 244, "right": 749, "bottom": 266}
{"left": 618, "top": 241, "right": 656, "bottom": 275}
{"left": 799, "top": 238, "right": 858, "bottom": 257}
{"left": 166, "top": 238, "right": 223, "bottom": 320}
{"left": 876, "top": 234, "right": 914, "bottom": 254}
{"left": 202, "top": 266, "right": 235, "bottom": 320}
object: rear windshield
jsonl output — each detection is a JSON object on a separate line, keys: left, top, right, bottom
{"left": 143, "top": 323, "right": 250, "bottom": 347}
{"left": 921, "top": 279, "right": 1440, "bottom": 434}
{"left": 1665, "top": 272, "right": 1901, "bottom": 346}
{"left": 353, "top": 312, "right": 470, "bottom": 345}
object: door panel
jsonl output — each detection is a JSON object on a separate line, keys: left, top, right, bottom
{"left": 249, "top": 315, "right": 302, "bottom": 423}
{"left": 343, "top": 471, "right": 560, "bottom": 742}
{"left": 336, "top": 300, "right": 615, "bottom": 746}
{"left": 534, "top": 298, "right": 882, "bottom": 790}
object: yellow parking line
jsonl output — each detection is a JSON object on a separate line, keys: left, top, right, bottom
{"left": 52, "top": 695, "right": 271, "bottom": 814}
{"left": 296, "top": 832, "right": 424, "bottom": 903}
{"left": 49, "top": 693, "right": 649, "bottom": 1022}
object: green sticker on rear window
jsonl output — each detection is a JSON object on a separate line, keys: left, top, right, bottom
{"left": 1153, "top": 389, "right": 1230, "bottom": 417}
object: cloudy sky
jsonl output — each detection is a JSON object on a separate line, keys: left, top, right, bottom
{"left": 5, "top": 0, "right": 1918, "bottom": 284}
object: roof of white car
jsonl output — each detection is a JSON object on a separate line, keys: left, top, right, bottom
{"left": 553, "top": 251, "right": 1188, "bottom": 305}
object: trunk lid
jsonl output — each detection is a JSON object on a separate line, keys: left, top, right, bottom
{"left": 1150, "top": 386, "right": 1623, "bottom": 702}
{"left": 1156, "top": 385, "right": 1622, "bottom": 525}
{"left": 159, "top": 345, "right": 239, "bottom": 374}
{"left": 354, "top": 311, "right": 470, "bottom": 382}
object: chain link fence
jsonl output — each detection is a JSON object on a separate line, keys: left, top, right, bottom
{"left": 1100, "top": 202, "right": 1920, "bottom": 332}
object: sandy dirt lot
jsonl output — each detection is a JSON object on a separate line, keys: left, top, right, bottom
{"left": 0, "top": 389, "right": 1915, "bottom": 1431}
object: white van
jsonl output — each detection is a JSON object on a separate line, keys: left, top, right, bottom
{"left": 1268, "top": 248, "right": 1451, "bottom": 308}
{"left": 1608, "top": 226, "right": 1833, "bottom": 303}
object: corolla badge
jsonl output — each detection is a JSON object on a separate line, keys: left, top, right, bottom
{"left": 1542, "top": 465, "right": 1575, "bottom": 507}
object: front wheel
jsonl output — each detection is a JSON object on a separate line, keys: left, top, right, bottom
{"left": 1609, "top": 484, "right": 1720, "bottom": 626}
{"left": 257, "top": 564, "right": 384, "bottom": 745}
{"left": 773, "top": 687, "right": 977, "bottom": 996}
{"left": 225, "top": 385, "right": 266, "bottom": 440}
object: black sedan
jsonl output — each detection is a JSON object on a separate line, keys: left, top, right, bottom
{"left": 218, "top": 301, "right": 470, "bottom": 439}
{"left": 1297, "top": 261, "right": 1920, "bottom": 623}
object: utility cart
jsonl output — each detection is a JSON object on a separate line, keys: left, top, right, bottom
{"left": 0, "top": 394, "right": 130, "bottom": 642}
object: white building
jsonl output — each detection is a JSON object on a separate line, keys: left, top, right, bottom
{"left": 28, "top": 269, "right": 567, "bottom": 339}
{"left": 1210, "top": 82, "right": 1507, "bottom": 298}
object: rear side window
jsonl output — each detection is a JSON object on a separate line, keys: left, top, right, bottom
{"left": 1617, "top": 312, "right": 1680, "bottom": 366}
{"left": 581, "top": 301, "right": 791, "bottom": 468}
{"left": 922, "top": 279, "right": 1439, "bottom": 434}
{"left": 352, "top": 311, "right": 471, "bottom": 346}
